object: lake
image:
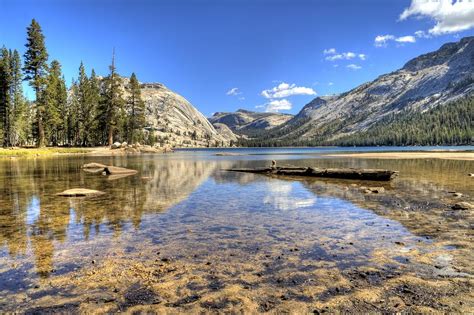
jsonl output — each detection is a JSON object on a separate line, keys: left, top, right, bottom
{"left": 0, "top": 147, "right": 473, "bottom": 313}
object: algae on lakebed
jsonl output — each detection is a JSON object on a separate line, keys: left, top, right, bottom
{"left": 0, "top": 153, "right": 473, "bottom": 312}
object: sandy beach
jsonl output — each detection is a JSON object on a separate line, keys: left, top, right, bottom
{"left": 325, "top": 151, "right": 474, "bottom": 161}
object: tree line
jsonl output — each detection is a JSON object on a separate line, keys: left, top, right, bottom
{"left": 0, "top": 19, "right": 146, "bottom": 148}
{"left": 241, "top": 96, "right": 473, "bottom": 147}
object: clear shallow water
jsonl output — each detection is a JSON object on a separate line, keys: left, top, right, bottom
{"left": 0, "top": 148, "right": 473, "bottom": 312}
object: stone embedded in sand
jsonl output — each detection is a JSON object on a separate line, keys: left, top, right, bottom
{"left": 82, "top": 162, "right": 107, "bottom": 169}
{"left": 368, "top": 187, "right": 385, "bottom": 193}
{"left": 451, "top": 202, "right": 473, "bottom": 210}
{"left": 56, "top": 188, "right": 105, "bottom": 197}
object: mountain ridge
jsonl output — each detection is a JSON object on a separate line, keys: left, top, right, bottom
{"left": 242, "top": 36, "right": 473, "bottom": 146}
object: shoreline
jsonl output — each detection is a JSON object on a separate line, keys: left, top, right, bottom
{"left": 1, "top": 146, "right": 473, "bottom": 160}
{"left": 325, "top": 151, "right": 474, "bottom": 161}
{"left": 0, "top": 146, "right": 171, "bottom": 158}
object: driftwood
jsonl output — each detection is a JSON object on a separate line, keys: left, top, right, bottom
{"left": 226, "top": 166, "right": 398, "bottom": 181}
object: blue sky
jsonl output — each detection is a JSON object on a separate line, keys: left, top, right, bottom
{"left": 1, "top": 0, "right": 473, "bottom": 115}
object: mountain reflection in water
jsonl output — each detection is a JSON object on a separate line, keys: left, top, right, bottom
{"left": 0, "top": 152, "right": 472, "bottom": 313}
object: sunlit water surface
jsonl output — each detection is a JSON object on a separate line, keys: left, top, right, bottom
{"left": 0, "top": 147, "right": 472, "bottom": 312}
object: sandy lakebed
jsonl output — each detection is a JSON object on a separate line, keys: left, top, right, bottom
{"left": 0, "top": 147, "right": 473, "bottom": 313}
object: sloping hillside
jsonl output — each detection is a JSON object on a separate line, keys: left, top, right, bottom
{"left": 246, "top": 36, "right": 474, "bottom": 146}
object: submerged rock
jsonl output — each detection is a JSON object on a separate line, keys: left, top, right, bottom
{"left": 451, "top": 202, "right": 473, "bottom": 210}
{"left": 104, "top": 166, "right": 138, "bottom": 175}
{"left": 56, "top": 188, "right": 105, "bottom": 197}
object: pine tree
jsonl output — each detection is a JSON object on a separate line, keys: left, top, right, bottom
{"left": 67, "top": 79, "right": 80, "bottom": 145}
{"left": 0, "top": 47, "right": 12, "bottom": 147}
{"left": 10, "top": 50, "right": 29, "bottom": 146}
{"left": 87, "top": 69, "right": 101, "bottom": 145}
{"left": 100, "top": 50, "right": 124, "bottom": 146}
{"left": 43, "top": 60, "right": 66, "bottom": 145}
{"left": 126, "top": 73, "right": 146, "bottom": 143}
{"left": 23, "top": 19, "right": 49, "bottom": 147}
{"left": 76, "top": 61, "right": 89, "bottom": 145}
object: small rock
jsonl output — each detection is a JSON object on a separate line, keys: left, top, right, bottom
{"left": 82, "top": 162, "right": 107, "bottom": 169}
{"left": 111, "top": 142, "right": 121, "bottom": 149}
{"left": 121, "top": 142, "right": 128, "bottom": 148}
{"left": 453, "top": 192, "right": 463, "bottom": 197}
{"left": 451, "top": 202, "right": 474, "bottom": 210}
{"left": 56, "top": 188, "right": 105, "bottom": 197}
{"left": 468, "top": 173, "right": 474, "bottom": 177}
{"left": 368, "top": 187, "right": 385, "bottom": 193}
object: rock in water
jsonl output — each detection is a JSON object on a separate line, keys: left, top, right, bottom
{"left": 451, "top": 202, "right": 474, "bottom": 210}
{"left": 104, "top": 166, "right": 138, "bottom": 175}
{"left": 82, "top": 163, "right": 107, "bottom": 169}
{"left": 57, "top": 188, "right": 105, "bottom": 197}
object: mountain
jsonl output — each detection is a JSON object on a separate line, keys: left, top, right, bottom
{"left": 137, "top": 82, "right": 231, "bottom": 147}
{"left": 209, "top": 109, "right": 293, "bottom": 136}
{"left": 248, "top": 36, "right": 474, "bottom": 146}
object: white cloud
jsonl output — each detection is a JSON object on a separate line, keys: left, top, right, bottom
{"left": 400, "top": 0, "right": 474, "bottom": 35}
{"left": 395, "top": 35, "right": 416, "bottom": 43}
{"left": 226, "top": 87, "right": 241, "bottom": 96}
{"left": 328, "top": 82, "right": 334, "bottom": 86}
{"left": 238, "top": 96, "right": 245, "bottom": 101}
{"left": 323, "top": 48, "right": 336, "bottom": 55}
{"left": 374, "top": 34, "right": 395, "bottom": 47}
{"left": 347, "top": 64, "right": 362, "bottom": 70}
{"left": 261, "top": 82, "right": 316, "bottom": 99}
{"left": 374, "top": 34, "right": 416, "bottom": 47}
{"left": 414, "top": 30, "right": 431, "bottom": 38}
{"left": 260, "top": 99, "right": 292, "bottom": 112}
{"left": 324, "top": 49, "right": 366, "bottom": 62}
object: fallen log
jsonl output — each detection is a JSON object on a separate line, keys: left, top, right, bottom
{"left": 226, "top": 166, "right": 398, "bottom": 181}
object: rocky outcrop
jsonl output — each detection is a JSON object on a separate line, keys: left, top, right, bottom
{"left": 120, "top": 80, "right": 232, "bottom": 148}
{"left": 263, "top": 36, "right": 474, "bottom": 142}
{"left": 212, "top": 123, "right": 239, "bottom": 143}
{"left": 209, "top": 109, "right": 293, "bottom": 135}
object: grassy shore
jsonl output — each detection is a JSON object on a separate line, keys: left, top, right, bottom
{"left": 0, "top": 147, "right": 93, "bottom": 157}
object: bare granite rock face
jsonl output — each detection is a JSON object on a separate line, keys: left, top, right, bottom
{"left": 267, "top": 36, "right": 474, "bottom": 142}
{"left": 121, "top": 80, "right": 231, "bottom": 147}
{"left": 209, "top": 109, "right": 293, "bottom": 135}
{"left": 212, "top": 123, "right": 239, "bottom": 143}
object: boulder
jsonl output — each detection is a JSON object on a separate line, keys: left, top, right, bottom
{"left": 104, "top": 166, "right": 138, "bottom": 175}
{"left": 82, "top": 162, "right": 107, "bottom": 169}
{"left": 57, "top": 188, "right": 105, "bottom": 197}
{"left": 111, "top": 142, "right": 121, "bottom": 149}
{"left": 121, "top": 142, "right": 128, "bottom": 148}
